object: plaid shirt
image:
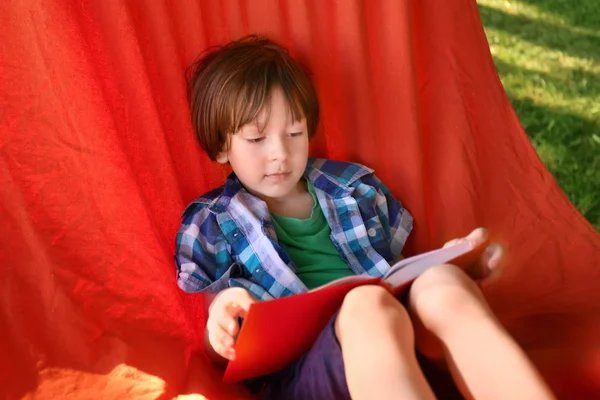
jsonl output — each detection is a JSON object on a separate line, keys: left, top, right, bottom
{"left": 175, "top": 158, "right": 413, "bottom": 301}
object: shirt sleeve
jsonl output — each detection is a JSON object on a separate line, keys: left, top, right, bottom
{"left": 175, "top": 204, "right": 239, "bottom": 293}
{"left": 174, "top": 204, "right": 273, "bottom": 300}
{"left": 360, "top": 173, "right": 414, "bottom": 259}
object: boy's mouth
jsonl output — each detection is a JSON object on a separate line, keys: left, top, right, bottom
{"left": 265, "top": 172, "right": 291, "bottom": 180}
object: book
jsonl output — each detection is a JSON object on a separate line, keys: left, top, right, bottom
{"left": 222, "top": 239, "right": 487, "bottom": 383}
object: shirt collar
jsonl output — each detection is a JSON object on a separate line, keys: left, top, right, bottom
{"left": 206, "top": 157, "right": 374, "bottom": 214}
{"left": 206, "top": 173, "right": 244, "bottom": 214}
{"left": 304, "top": 158, "right": 373, "bottom": 197}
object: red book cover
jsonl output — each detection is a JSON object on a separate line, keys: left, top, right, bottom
{"left": 223, "top": 240, "right": 487, "bottom": 383}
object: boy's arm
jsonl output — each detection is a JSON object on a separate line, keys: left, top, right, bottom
{"left": 360, "top": 173, "right": 504, "bottom": 283}
{"left": 175, "top": 206, "right": 267, "bottom": 366}
{"left": 175, "top": 205, "right": 272, "bottom": 299}
{"left": 203, "top": 293, "right": 229, "bottom": 367}
{"left": 361, "top": 173, "right": 414, "bottom": 260}
{"left": 204, "top": 288, "right": 257, "bottom": 367}
{"left": 175, "top": 204, "right": 240, "bottom": 293}
{"left": 175, "top": 206, "right": 240, "bottom": 365}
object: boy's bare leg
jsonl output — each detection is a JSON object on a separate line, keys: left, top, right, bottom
{"left": 409, "top": 264, "right": 555, "bottom": 400}
{"left": 335, "top": 285, "right": 436, "bottom": 400}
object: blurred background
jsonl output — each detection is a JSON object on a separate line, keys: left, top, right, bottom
{"left": 477, "top": 0, "right": 599, "bottom": 230}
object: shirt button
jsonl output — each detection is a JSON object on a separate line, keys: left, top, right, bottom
{"left": 368, "top": 228, "right": 377, "bottom": 237}
{"left": 233, "top": 232, "right": 239, "bottom": 238}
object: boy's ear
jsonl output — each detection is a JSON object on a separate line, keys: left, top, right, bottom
{"left": 216, "top": 151, "right": 228, "bottom": 164}
{"left": 216, "top": 135, "right": 230, "bottom": 164}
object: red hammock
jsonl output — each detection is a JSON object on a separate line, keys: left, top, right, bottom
{"left": 1, "top": 1, "right": 599, "bottom": 398}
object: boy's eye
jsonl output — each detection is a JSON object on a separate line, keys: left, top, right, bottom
{"left": 247, "top": 137, "right": 265, "bottom": 143}
{"left": 290, "top": 132, "right": 303, "bottom": 137}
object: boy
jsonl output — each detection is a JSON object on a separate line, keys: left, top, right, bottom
{"left": 176, "top": 35, "right": 553, "bottom": 399}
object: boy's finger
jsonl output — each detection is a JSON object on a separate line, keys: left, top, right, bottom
{"left": 226, "top": 301, "right": 251, "bottom": 320}
{"left": 231, "top": 292, "right": 257, "bottom": 315}
{"left": 443, "top": 238, "right": 463, "bottom": 248}
{"left": 205, "top": 313, "right": 221, "bottom": 334}
{"left": 210, "top": 326, "right": 235, "bottom": 349}
{"left": 210, "top": 335, "right": 236, "bottom": 361}
{"left": 466, "top": 227, "right": 488, "bottom": 247}
{"left": 481, "top": 244, "right": 505, "bottom": 285}
{"left": 443, "top": 227, "right": 488, "bottom": 249}
{"left": 218, "top": 327, "right": 235, "bottom": 348}
{"left": 216, "top": 307, "right": 239, "bottom": 336}
{"left": 207, "top": 322, "right": 230, "bottom": 345}
{"left": 468, "top": 243, "right": 506, "bottom": 286}
{"left": 208, "top": 326, "right": 236, "bottom": 360}
{"left": 483, "top": 244, "right": 505, "bottom": 271}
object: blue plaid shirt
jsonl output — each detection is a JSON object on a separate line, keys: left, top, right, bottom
{"left": 175, "top": 158, "right": 413, "bottom": 301}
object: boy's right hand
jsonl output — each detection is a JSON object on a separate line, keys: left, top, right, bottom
{"left": 443, "top": 227, "right": 505, "bottom": 287}
{"left": 206, "top": 287, "right": 257, "bottom": 361}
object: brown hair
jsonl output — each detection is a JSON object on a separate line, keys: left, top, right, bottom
{"left": 186, "top": 35, "right": 320, "bottom": 161}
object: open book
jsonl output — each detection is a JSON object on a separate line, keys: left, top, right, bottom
{"left": 222, "top": 239, "right": 487, "bottom": 383}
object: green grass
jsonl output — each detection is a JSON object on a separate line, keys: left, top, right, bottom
{"left": 477, "top": 0, "right": 600, "bottom": 230}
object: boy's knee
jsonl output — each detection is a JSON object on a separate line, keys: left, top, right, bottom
{"left": 336, "top": 285, "right": 410, "bottom": 340}
{"left": 409, "top": 264, "right": 492, "bottom": 333}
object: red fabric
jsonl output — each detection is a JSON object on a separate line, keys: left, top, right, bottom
{"left": 1, "top": 0, "right": 599, "bottom": 398}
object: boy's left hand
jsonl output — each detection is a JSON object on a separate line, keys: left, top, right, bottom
{"left": 443, "top": 227, "right": 505, "bottom": 287}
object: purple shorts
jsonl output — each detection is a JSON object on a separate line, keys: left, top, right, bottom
{"left": 261, "top": 313, "right": 351, "bottom": 400}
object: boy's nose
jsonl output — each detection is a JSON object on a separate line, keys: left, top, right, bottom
{"left": 269, "top": 137, "right": 289, "bottom": 161}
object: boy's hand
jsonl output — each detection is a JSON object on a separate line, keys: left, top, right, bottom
{"left": 206, "top": 287, "right": 257, "bottom": 361}
{"left": 443, "top": 227, "right": 505, "bottom": 286}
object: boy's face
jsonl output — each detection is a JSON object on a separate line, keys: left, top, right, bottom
{"left": 217, "top": 86, "right": 309, "bottom": 202}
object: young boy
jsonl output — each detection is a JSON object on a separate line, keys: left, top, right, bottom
{"left": 175, "top": 35, "right": 553, "bottom": 399}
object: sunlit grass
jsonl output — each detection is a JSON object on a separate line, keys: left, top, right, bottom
{"left": 477, "top": 0, "right": 600, "bottom": 229}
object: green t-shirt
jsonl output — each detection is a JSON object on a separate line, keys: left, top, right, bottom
{"left": 270, "top": 181, "right": 354, "bottom": 289}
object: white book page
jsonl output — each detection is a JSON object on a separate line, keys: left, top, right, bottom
{"left": 384, "top": 241, "right": 474, "bottom": 288}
